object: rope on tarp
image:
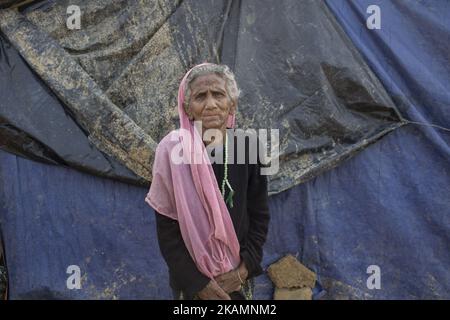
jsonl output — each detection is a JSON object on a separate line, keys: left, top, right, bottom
{"left": 404, "top": 120, "right": 450, "bottom": 133}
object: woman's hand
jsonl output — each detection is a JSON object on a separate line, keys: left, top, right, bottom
{"left": 197, "top": 280, "right": 231, "bottom": 300}
{"left": 214, "top": 261, "right": 249, "bottom": 293}
{"left": 237, "top": 261, "right": 249, "bottom": 281}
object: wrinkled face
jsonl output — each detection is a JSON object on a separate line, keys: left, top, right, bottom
{"left": 187, "top": 73, "right": 235, "bottom": 132}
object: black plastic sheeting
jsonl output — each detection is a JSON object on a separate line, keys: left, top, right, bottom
{"left": 216, "top": 0, "right": 404, "bottom": 193}
{"left": 0, "top": 32, "right": 142, "bottom": 184}
{"left": 0, "top": 0, "right": 403, "bottom": 194}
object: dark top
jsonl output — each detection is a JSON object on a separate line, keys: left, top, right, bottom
{"left": 155, "top": 131, "right": 270, "bottom": 298}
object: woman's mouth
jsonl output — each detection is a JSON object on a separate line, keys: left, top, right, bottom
{"left": 202, "top": 114, "right": 221, "bottom": 122}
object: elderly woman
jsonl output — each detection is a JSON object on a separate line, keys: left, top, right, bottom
{"left": 145, "top": 63, "right": 270, "bottom": 300}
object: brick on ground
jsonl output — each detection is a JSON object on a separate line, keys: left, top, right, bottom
{"left": 267, "top": 254, "right": 316, "bottom": 289}
{"left": 274, "top": 287, "right": 313, "bottom": 300}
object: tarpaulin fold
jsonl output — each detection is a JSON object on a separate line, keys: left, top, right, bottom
{"left": 0, "top": 0, "right": 402, "bottom": 194}
{"left": 0, "top": 32, "right": 142, "bottom": 184}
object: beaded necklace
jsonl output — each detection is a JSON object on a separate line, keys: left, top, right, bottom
{"left": 221, "top": 131, "right": 234, "bottom": 208}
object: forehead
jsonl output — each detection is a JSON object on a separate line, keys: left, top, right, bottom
{"left": 189, "top": 73, "right": 226, "bottom": 92}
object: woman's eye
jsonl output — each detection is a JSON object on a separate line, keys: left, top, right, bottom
{"left": 213, "top": 92, "right": 224, "bottom": 98}
{"left": 195, "top": 94, "right": 205, "bottom": 101}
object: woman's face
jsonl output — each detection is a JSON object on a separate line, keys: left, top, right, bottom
{"left": 187, "top": 73, "right": 235, "bottom": 132}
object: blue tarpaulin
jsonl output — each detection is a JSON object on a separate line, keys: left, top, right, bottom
{"left": 0, "top": 0, "right": 449, "bottom": 299}
{"left": 321, "top": 0, "right": 450, "bottom": 297}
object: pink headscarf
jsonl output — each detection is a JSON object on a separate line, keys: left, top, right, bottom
{"left": 145, "top": 63, "right": 240, "bottom": 279}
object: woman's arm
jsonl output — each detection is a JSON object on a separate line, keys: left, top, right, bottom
{"left": 240, "top": 161, "right": 270, "bottom": 279}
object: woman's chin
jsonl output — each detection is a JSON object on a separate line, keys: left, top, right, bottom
{"left": 202, "top": 120, "right": 223, "bottom": 131}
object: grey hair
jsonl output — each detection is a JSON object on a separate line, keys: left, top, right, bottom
{"left": 183, "top": 64, "right": 240, "bottom": 114}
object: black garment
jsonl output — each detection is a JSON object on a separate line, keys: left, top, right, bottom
{"left": 155, "top": 131, "right": 270, "bottom": 299}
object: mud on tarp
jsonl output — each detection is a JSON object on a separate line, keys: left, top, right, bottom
{"left": 0, "top": 32, "right": 143, "bottom": 184}
{"left": 0, "top": 0, "right": 403, "bottom": 194}
{"left": 0, "top": 0, "right": 448, "bottom": 300}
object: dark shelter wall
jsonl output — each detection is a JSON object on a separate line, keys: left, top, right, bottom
{"left": 219, "top": 0, "right": 402, "bottom": 193}
{"left": 0, "top": 0, "right": 402, "bottom": 194}
{"left": 0, "top": 0, "right": 449, "bottom": 299}
{"left": 0, "top": 32, "right": 141, "bottom": 184}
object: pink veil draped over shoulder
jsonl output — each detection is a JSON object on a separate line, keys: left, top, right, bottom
{"left": 145, "top": 63, "right": 240, "bottom": 279}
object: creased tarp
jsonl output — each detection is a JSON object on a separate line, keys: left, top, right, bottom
{"left": 0, "top": 32, "right": 142, "bottom": 184}
{"left": 0, "top": 149, "right": 167, "bottom": 299}
{"left": 0, "top": 0, "right": 403, "bottom": 194}
{"left": 1, "top": 124, "right": 449, "bottom": 299}
{"left": 0, "top": 6, "right": 158, "bottom": 182}
{"left": 291, "top": 0, "right": 449, "bottom": 298}
{"left": 262, "top": 125, "right": 450, "bottom": 299}
{"left": 0, "top": 0, "right": 448, "bottom": 300}
{"left": 219, "top": 0, "right": 403, "bottom": 193}
{"left": 326, "top": 0, "right": 450, "bottom": 151}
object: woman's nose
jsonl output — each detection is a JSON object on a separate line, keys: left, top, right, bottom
{"left": 204, "top": 94, "right": 217, "bottom": 110}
